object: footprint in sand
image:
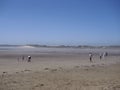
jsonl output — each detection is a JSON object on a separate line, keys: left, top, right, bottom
{"left": 74, "top": 66, "right": 80, "bottom": 68}
{"left": 44, "top": 68, "right": 49, "bottom": 70}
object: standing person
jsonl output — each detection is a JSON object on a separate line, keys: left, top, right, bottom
{"left": 89, "top": 52, "right": 93, "bottom": 62}
{"left": 102, "top": 52, "right": 106, "bottom": 59}
{"left": 99, "top": 53, "right": 102, "bottom": 60}
{"left": 105, "top": 52, "right": 108, "bottom": 56}
{"left": 102, "top": 52, "right": 108, "bottom": 59}
{"left": 27, "top": 56, "right": 31, "bottom": 62}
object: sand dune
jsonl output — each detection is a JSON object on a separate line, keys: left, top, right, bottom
{"left": 18, "top": 45, "right": 35, "bottom": 48}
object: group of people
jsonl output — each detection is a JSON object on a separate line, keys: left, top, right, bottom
{"left": 18, "top": 52, "right": 108, "bottom": 63}
{"left": 18, "top": 56, "right": 31, "bottom": 62}
{"left": 89, "top": 52, "right": 108, "bottom": 62}
{"left": 99, "top": 52, "right": 108, "bottom": 60}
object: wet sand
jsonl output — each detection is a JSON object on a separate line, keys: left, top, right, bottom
{"left": 0, "top": 47, "right": 120, "bottom": 90}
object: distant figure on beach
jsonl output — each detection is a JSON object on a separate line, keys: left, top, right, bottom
{"left": 27, "top": 56, "right": 31, "bottom": 62}
{"left": 102, "top": 52, "right": 108, "bottom": 59}
{"left": 103, "top": 52, "right": 108, "bottom": 59}
{"left": 105, "top": 52, "right": 108, "bottom": 56}
{"left": 99, "top": 53, "right": 102, "bottom": 60}
{"left": 89, "top": 52, "right": 93, "bottom": 62}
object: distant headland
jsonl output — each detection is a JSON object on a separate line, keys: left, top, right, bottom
{"left": 0, "top": 44, "right": 120, "bottom": 49}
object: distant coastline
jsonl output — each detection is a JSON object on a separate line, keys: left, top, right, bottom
{"left": 0, "top": 44, "right": 120, "bottom": 49}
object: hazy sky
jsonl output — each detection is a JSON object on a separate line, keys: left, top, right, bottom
{"left": 0, "top": 0, "right": 120, "bottom": 45}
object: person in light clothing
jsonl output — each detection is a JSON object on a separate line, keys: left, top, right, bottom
{"left": 89, "top": 52, "right": 93, "bottom": 62}
{"left": 27, "top": 56, "right": 31, "bottom": 62}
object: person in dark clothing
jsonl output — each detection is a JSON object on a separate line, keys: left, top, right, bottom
{"left": 89, "top": 52, "right": 93, "bottom": 62}
{"left": 99, "top": 53, "right": 102, "bottom": 60}
{"left": 105, "top": 52, "right": 108, "bottom": 56}
{"left": 28, "top": 56, "right": 31, "bottom": 62}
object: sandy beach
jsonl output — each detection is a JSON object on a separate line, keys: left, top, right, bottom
{"left": 0, "top": 47, "right": 120, "bottom": 90}
{"left": 1, "top": 0, "right": 120, "bottom": 89}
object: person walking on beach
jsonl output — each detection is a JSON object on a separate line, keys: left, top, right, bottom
{"left": 102, "top": 52, "right": 106, "bottom": 59}
{"left": 105, "top": 52, "right": 108, "bottom": 56}
{"left": 102, "top": 52, "right": 108, "bottom": 59}
{"left": 27, "top": 56, "right": 31, "bottom": 62}
{"left": 99, "top": 53, "right": 102, "bottom": 60}
{"left": 89, "top": 52, "right": 93, "bottom": 62}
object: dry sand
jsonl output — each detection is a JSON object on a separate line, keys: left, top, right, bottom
{"left": 0, "top": 47, "right": 120, "bottom": 90}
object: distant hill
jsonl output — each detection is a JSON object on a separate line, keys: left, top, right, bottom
{"left": 0, "top": 44, "right": 20, "bottom": 47}
{"left": 0, "top": 44, "right": 120, "bottom": 49}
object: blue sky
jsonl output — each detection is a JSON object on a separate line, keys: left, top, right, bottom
{"left": 0, "top": 0, "right": 120, "bottom": 45}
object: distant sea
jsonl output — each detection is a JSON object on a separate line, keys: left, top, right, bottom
{"left": 0, "top": 46, "right": 120, "bottom": 54}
